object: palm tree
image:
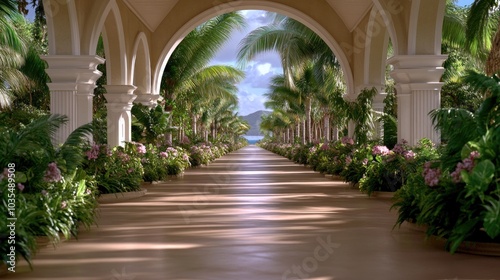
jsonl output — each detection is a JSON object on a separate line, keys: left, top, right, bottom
{"left": 466, "top": 0, "right": 500, "bottom": 75}
{"left": 443, "top": 0, "right": 500, "bottom": 75}
{"left": 161, "top": 12, "right": 246, "bottom": 142}
{"left": 0, "top": 0, "right": 29, "bottom": 109}
{"left": 265, "top": 74, "right": 305, "bottom": 143}
{"left": 175, "top": 65, "right": 244, "bottom": 139}
{"left": 239, "top": 15, "right": 347, "bottom": 144}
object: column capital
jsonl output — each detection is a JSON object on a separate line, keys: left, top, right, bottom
{"left": 388, "top": 55, "right": 448, "bottom": 85}
{"left": 104, "top": 85, "right": 137, "bottom": 107}
{"left": 43, "top": 55, "right": 105, "bottom": 69}
{"left": 134, "top": 93, "right": 160, "bottom": 108}
{"left": 44, "top": 55, "right": 105, "bottom": 91}
{"left": 387, "top": 55, "right": 448, "bottom": 69}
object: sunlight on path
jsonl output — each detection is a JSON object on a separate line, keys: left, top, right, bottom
{"left": 7, "top": 146, "right": 499, "bottom": 280}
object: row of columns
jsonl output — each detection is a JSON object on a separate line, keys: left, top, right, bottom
{"left": 45, "top": 54, "right": 445, "bottom": 148}
{"left": 44, "top": 55, "right": 159, "bottom": 147}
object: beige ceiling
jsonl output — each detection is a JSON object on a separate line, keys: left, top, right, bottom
{"left": 122, "top": 0, "right": 373, "bottom": 32}
{"left": 122, "top": 0, "right": 179, "bottom": 31}
{"left": 326, "top": 0, "right": 373, "bottom": 32}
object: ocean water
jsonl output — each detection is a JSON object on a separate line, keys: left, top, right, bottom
{"left": 243, "top": 135, "right": 264, "bottom": 144}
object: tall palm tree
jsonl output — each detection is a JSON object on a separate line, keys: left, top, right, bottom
{"left": 175, "top": 65, "right": 244, "bottom": 138}
{"left": 239, "top": 15, "right": 347, "bottom": 144}
{"left": 265, "top": 74, "right": 305, "bottom": 143}
{"left": 161, "top": 12, "right": 246, "bottom": 142}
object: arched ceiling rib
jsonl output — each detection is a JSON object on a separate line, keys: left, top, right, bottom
{"left": 121, "top": 0, "right": 373, "bottom": 32}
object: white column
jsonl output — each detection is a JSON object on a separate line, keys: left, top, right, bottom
{"left": 44, "top": 55, "right": 104, "bottom": 145}
{"left": 388, "top": 55, "right": 447, "bottom": 145}
{"left": 134, "top": 93, "right": 160, "bottom": 109}
{"left": 104, "top": 85, "right": 137, "bottom": 147}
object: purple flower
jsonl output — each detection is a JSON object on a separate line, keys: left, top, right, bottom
{"left": 44, "top": 162, "right": 62, "bottom": 183}
{"left": 423, "top": 162, "right": 441, "bottom": 187}
{"left": 372, "top": 145, "right": 390, "bottom": 156}
{"left": 450, "top": 151, "right": 480, "bottom": 183}
{"left": 362, "top": 158, "right": 369, "bottom": 165}
{"left": 320, "top": 143, "right": 329, "bottom": 151}
{"left": 85, "top": 143, "right": 100, "bottom": 160}
{"left": 159, "top": 152, "right": 168, "bottom": 158}
{"left": 136, "top": 144, "right": 146, "bottom": 154}
{"left": 17, "top": 183, "right": 24, "bottom": 191}
{"left": 341, "top": 136, "right": 354, "bottom": 145}
{"left": 127, "top": 168, "right": 134, "bottom": 174}
{"left": 61, "top": 201, "right": 67, "bottom": 209}
{"left": 85, "top": 189, "right": 92, "bottom": 195}
{"left": 403, "top": 150, "right": 416, "bottom": 160}
{"left": 182, "top": 154, "right": 189, "bottom": 161}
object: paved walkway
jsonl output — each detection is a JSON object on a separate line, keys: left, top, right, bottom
{"left": 7, "top": 146, "right": 499, "bottom": 280}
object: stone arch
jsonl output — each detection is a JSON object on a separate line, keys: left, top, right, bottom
{"left": 131, "top": 32, "right": 152, "bottom": 94}
{"left": 363, "top": 7, "right": 390, "bottom": 87}
{"left": 84, "top": 0, "right": 128, "bottom": 85}
{"left": 43, "top": 0, "right": 80, "bottom": 55}
{"left": 152, "top": 1, "right": 354, "bottom": 95}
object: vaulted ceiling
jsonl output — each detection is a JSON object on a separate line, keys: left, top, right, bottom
{"left": 121, "top": 0, "right": 373, "bottom": 32}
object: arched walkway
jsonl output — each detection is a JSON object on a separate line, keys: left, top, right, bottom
{"left": 6, "top": 146, "right": 498, "bottom": 280}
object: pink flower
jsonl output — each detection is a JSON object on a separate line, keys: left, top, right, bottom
{"left": 127, "top": 168, "right": 134, "bottom": 174}
{"left": 403, "top": 150, "right": 416, "bottom": 160}
{"left": 372, "top": 145, "right": 390, "bottom": 156}
{"left": 423, "top": 161, "right": 441, "bottom": 187}
{"left": 136, "top": 144, "right": 146, "bottom": 154}
{"left": 341, "top": 136, "right": 354, "bottom": 145}
{"left": 450, "top": 151, "right": 480, "bottom": 183}
{"left": 183, "top": 154, "right": 189, "bottom": 161}
{"left": 44, "top": 162, "right": 62, "bottom": 183}
{"left": 61, "top": 201, "right": 67, "bottom": 209}
{"left": 17, "top": 183, "right": 24, "bottom": 191}
{"left": 321, "top": 143, "right": 329, "bottom": 151}
{"left": 85, "top": 143, "right": 100, "bottom": 160}
{"left": 159, "top": 152, "right": 168, "bottom": 158}
{"left": 85, "top": 189, "right": 92, "bottom": 195}
{"left": 362, "top": 158, "right": 369, "bottom": 165}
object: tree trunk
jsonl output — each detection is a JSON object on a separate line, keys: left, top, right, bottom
{"left": 290, "top": 125, "right": 295, "bottom": 143}
{"left": 301, "top": 118, "right": 306, "bottom": 145}
{"left": 306, "top": 98, "right": 312, "bottom": 143}
{"left": 486, "top": 23, "right": 500, "bottom": 76}
{"left": 191, "top": 114, "right": 197, "bottom": 136}
{"left": 323, "top": 113, "right": 330, "bottom": 143}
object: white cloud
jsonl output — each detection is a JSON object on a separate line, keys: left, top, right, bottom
{"left": 209, "top": 10, "right": 282, "bottom": 115}
{"left": 256, "top": 63, "right": 272, "bottom": 75}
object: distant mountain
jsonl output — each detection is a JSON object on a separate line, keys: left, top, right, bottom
{"left": 241, "top": 110, "right": 271, "bottom": 136}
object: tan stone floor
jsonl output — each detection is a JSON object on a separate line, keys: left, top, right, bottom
{"left": 6, "top": 146, "right": 499, "bottom": 280}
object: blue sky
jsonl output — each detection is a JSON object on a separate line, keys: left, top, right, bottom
{"left": 217, "top": 0, "right": 475, "bottom": 116}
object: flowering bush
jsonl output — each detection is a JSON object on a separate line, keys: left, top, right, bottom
{"left": 0, "top": 115, "right": 99, "bottom": 268}
{"left": 83, "top": 142, "right": 144, "bottom": 194}
{"left": 393, "top": 127, "right": 500, "bottom": 253}
{"left": 359, "top": 139, "right": 438, "bottom": 195}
